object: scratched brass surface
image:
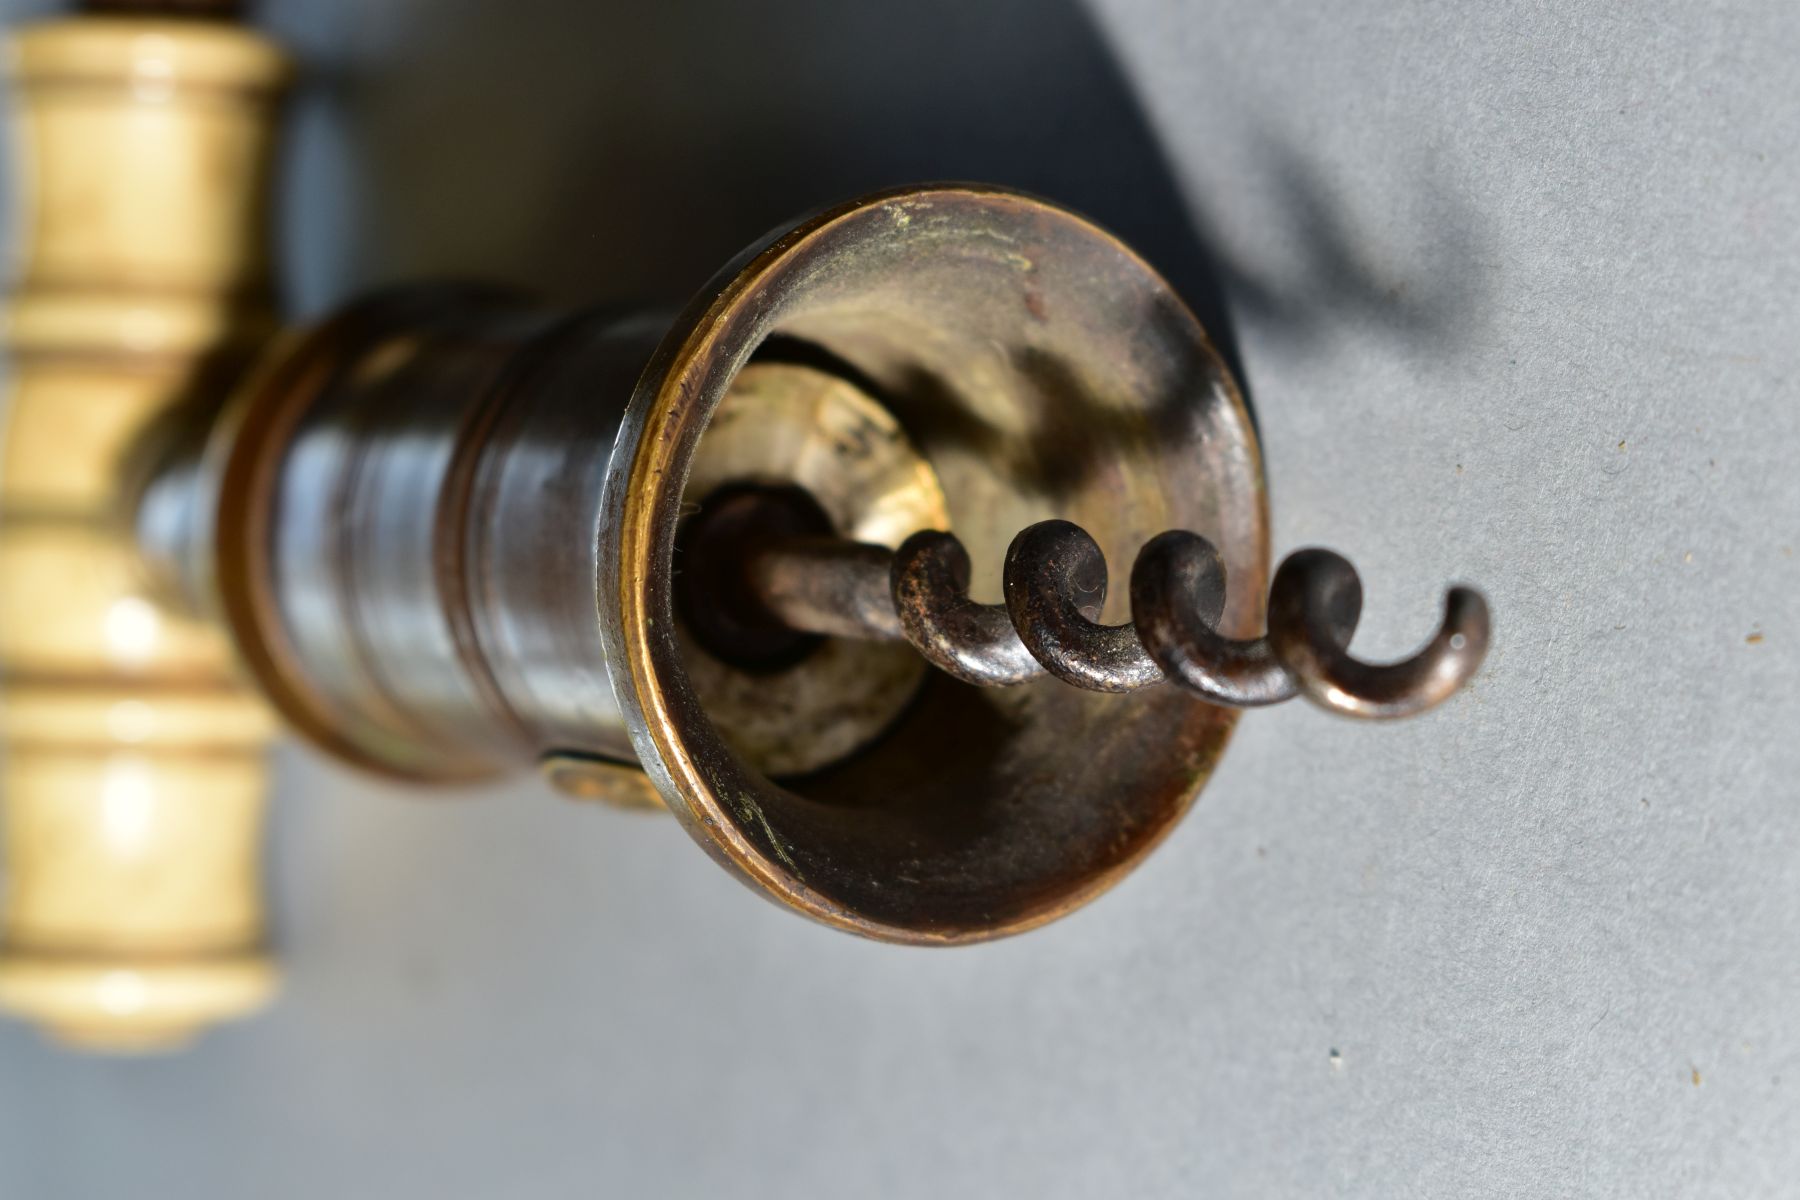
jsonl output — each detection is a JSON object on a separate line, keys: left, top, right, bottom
{"left": 600, "top": 185, "right": 1268, "bottom": 941}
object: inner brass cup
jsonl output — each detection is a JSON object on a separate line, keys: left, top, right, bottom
{"left": 601, "top": 186, "right": 1269, "bottom": 941}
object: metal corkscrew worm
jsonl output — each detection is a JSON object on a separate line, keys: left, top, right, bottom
{"left": 731, "top": 501, "right": 1491, "bottom": 720}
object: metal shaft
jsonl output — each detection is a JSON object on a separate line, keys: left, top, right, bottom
{"left": 735, "top": 518, "right": 1490, "bottom": 721}
{"left": 745, "top": 537, "right": 902, "bottom": 643}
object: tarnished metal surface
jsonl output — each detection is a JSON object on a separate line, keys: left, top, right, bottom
{"left": 746, "top": 535, "right": 902, "bottom": 643}
{"left": 598, "top": 184, "right": 1267, "bottom": 942}
{"left": 1003, "top": 519, "right": 1166, "bottom": 692}
{"left": 1267, "top": 549, "right": 1490, "bottom": 719}
{"left": 205, "top": 300, "right": 940, "bottom": 784}
{"left": 206, "top": 287, "right": 573, "bottom": 781}
{"left": 1131, "top": 528, "right": 1293, "bottom": 706}
{"left": 537, "top": 751, "right": 665, "bottom": 811}
{"left": 187, "top": 181, "right": 1481, "bottom": 941}
{"left": 742, "top": 517, "right": 1488, "bottom": 717}
{"left": 890, "top": 530, "right": 1044, "bottom": 685}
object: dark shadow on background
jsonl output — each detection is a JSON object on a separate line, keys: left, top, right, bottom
{"left": 264, "top": 0, "right": 1249, "bottom": 380}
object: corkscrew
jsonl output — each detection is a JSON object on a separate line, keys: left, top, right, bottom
{"left": 687, "top": 488, "right": 1489, "bottom": 721}
{"left": 0, "top": 54, "right": 1498, "bottom": 1055}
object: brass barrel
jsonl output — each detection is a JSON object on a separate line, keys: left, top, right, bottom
{"left": 191, "top": 187, "right": 1265, "bottom": 944}
{"left": 195, "top": 288, "right": 943, "bottom": 798}
{"left": 203, "top": 292, "right": 666, "bottom": 783}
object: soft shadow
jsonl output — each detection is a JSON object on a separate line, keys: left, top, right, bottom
{"left": 1200, "top": 133, "right": 1487, "bottom": 351}
{"left": 262, "top": 0, "right": 1247, "bottom": 377}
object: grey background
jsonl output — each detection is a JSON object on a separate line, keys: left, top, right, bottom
{"left": 2, "top": 0, "right": 1798, "bottom": 1196}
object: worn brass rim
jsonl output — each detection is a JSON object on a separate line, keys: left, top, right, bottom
{"left": 600, "top": 184, "right": 1269, "bottom": 943}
